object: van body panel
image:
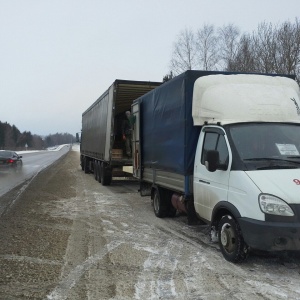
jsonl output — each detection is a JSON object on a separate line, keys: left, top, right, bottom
{"left": 245, "top": 170, "right": 300, "bottom": 204}
{"left": 228, "top": 171, "right": 265, "bottom": 221}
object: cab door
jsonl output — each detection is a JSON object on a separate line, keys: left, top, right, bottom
{"left": 193, "top": 126, "right": 231, "bottom": 222}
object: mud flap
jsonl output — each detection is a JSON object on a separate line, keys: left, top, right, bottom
{"left": 185, "top": 195, "right": 205, "bottom": 225}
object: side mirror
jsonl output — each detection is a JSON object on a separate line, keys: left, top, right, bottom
{"left": 205, "top": 150, "right": 219, "bottom": 172}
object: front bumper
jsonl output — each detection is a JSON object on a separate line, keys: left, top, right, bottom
{"left": 239, "top": 217, "right": 300, "bottom": 251}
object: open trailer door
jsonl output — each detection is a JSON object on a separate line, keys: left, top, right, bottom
{"left": 130, "top": 100, "right": 141, "bottom": 179}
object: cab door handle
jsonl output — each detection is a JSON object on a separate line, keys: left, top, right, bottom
{"left": 199, "top": 179, "right": 210, "bottom": 185}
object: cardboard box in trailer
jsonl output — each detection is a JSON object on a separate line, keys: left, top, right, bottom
{"left": 80, "top": 79, "right": 161, "bottom": 185}
{"left": 132, "top": 70, "right": 300, "bottom": 262}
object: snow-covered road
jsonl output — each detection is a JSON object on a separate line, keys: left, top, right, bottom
{"left": 0, "top": 149, "right": 300, "bottom": 299}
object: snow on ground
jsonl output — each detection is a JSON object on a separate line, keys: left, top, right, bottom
{"left": 16, "top": 144, "right": 73, "bottom": 155}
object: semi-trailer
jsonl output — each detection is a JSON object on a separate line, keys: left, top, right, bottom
{"left": 80, "top": 79, "right": 161, "bottom": 185}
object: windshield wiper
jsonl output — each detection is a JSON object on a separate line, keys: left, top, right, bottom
{"left": 244, "top": 158, "right": 285, "bottom": 161}
{"left": 244, "top": 157, "right": 300, "bottom": 166}
{"left": 257, "top": 165, "right": 298, "bottom": 170}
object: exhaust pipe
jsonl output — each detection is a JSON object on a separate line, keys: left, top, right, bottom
{"left": 171, "top": 193, "right": 187, "bottom": 214}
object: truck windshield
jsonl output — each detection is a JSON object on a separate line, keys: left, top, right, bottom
{"left": 228, "top": 123, "right": 300, "bottom": 170}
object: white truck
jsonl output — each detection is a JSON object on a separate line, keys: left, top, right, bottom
{"left": 132, "top": 70, "right": 300, "bottom": 262}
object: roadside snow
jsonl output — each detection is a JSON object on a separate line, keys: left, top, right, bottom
{"left": 17, "top": 144, "right": 73, "bottom": 155}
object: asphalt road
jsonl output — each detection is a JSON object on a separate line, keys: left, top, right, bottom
{"left": 0, "top": 145, "right": 71, "bottom": 199}
{"left": 0, "top": 149, "right": 300, "bottom": 299}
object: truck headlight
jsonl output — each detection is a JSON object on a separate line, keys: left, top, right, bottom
{"left": 259, "top": 194, "right": 294, "bottom": 216}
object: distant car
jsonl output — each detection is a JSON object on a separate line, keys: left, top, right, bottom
{"left": 0, "top": 150, "right": 23, "bottom": 172}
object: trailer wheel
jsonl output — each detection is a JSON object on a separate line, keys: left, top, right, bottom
{"left": 84, "top": 158, "right": 89, "bottom": 174}
{"left": 97, "top": 161, "right": 101, "bottom": 183}
{"left": 218, "top": 215, "right": 249, "bottom": 263}
{"left": 80, "top": 157, "right": 84, "bottom": 171}
{"left": 100, "top": 162, "right": 112, "bottom": 186}
{"left": 94, "top": 160, "right": 98, "bottom": 181}
{"left": 153, "top": 188, "right": 167, "bottom": 218}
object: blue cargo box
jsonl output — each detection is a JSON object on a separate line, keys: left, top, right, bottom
{"left": 137, "top": 70, "right": 222, "bottom": 176}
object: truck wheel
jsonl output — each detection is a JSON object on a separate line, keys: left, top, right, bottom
{"left": 94, "top": 161, "right": 98, "bottom": 181}
{"left": 97, "top": 161, "right": 101, "bottom": 183}
{"left": 218, "top": 215, "right": 249, "bottom": 263}
{"left": 80, "top": 157, "right": 84, "bottom": 171}
{"left": 100, "top": 163, "right": 112, "bottom": 186}
{"left": 153, "top": 188, "right": 167, "bottom": 218}
{"left": 84, "top": 158, "right": 89, "bottom": 174}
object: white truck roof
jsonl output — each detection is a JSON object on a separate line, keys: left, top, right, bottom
{"left": 192, "top": 74, "right": 300, "bottom": 125}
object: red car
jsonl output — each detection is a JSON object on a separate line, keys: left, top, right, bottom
{"left": 0, "top": 150, "right": 23, "bottom": 172}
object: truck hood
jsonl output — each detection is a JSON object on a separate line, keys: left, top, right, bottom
{"left": 245, "top": 169, "right": 300, "bottom": 204}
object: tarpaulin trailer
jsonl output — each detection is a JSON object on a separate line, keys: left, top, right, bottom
{"left": 80, "top": 79, "right": 161, "bottom": 185}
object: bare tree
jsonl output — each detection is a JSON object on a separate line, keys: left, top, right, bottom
{"left": 169, "top": 28, "right": 198, "bottom": 75}
{"left": 228, "top": 34, "right": 257, "bottom": 72}
{"left": 274, "top": 19, "right": 300, "bottom": 75}
{"left": 252, "top": 22, "right": 277, "bottom": 73}
{"left": 296, "top": 61, "right": 300, "bottom": 83}
{"left": 195, "top": 24, "right": 220, "bottom": 70}
{"left": 218, "top": 24, "right": 240, "bottom": 71}
{"left": 162, "top": 71, "right": 174, "bottom": 82}
{"left": 169, "top": 19, "right": 300, "bottom": 82}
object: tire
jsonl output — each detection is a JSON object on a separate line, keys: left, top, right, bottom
{"left": 14, "top": 161, "right": 23, "bottom": 173}
{"left": 153, "top": 188, "right": 177, "bottom": 218}
{"left": 100, "top": 163, "right": 112, "bottom": 186}
{"left": 97, "top": 161, "right": 101, "bottom": 183}
{"left": 94, "top": 161, "right": 98, "bottom": 181}
{"left": 153, "top": 188, "right": 168, "bottom": 218}
{"left": 80, "top": 157, "right": 84, "bottom": 171}
{"left": 153, "top": 188, "right": 164, "bottom": 218}
{"left": 84, "top": 158, "right": 89, "bottom": 174}
{"left": 218, "top": 215, "right": 249, "bottom": 263}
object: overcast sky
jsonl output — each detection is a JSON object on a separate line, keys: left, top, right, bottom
{"left": 1, "top": 0, "right": 299, "bottom": 136}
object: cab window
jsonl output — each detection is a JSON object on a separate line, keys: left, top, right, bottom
{"left": 201, "top": 132, "right": 229, "bottom": 168}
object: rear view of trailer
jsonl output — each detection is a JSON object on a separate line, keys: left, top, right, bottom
{"left": 80, "top": 79, "right": 161, "bottom": 185}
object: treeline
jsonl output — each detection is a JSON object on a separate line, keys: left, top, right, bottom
{"left": 168, "top": 19, "right": 300, "bottom": 82}
{"left": 0, "top": 121, "right": 75, "bottom": 150}
{"left": 45, "top": 133, "right": 75, "bottom": 148}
